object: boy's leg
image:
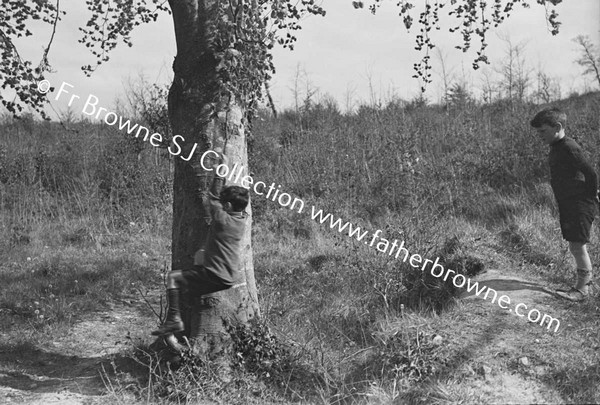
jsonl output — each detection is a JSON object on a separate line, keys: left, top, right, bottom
{"left": 151, "top": 266, "right": 232, "bottom": 336}
{"left": 569, "top": 242, "right": 592, "bottom": 294}
{"left": 151, "top": 270, "right": 185, "bottom": 336}
{"left": 556, "top": 241, "right": 593, "bottom": 301}
{"left": 555, "top": 201, "right": 594, "bottom": 301}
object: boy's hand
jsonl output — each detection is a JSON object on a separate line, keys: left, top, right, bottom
{"left": 212, "top": 152, "right": 229, "bottom": 170}
{"left": 211, "top": 152, "right": 224, "bottom": 171}
{"left": 219, "top": 153, "right": 229, "bottom": 168}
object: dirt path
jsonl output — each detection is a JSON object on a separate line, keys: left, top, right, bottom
{"left": 454, "top": 268, "right": 565, "bottom": 403}
{"left": 0, "top": 295, "right": 158, "bottom": 405}
{"left": 434, "top": 265, "right": 599, "bottom": 404}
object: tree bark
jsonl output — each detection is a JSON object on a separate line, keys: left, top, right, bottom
{"left": 166, "top": 0, "right": 259, "bottom": 359}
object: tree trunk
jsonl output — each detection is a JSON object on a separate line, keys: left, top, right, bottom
{"left": 166, "top": 0, "right": 259, "bottom": 360}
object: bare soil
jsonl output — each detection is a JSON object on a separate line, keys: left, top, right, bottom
{"left": 0, "top": 296, "right": 158, "bottom": 404}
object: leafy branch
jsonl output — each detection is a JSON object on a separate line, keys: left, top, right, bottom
{"left": 353, "top": 0, "right": 562, "bottom": 92}
{"left": 0, "top": 0, "right": 65, "bottom": 118}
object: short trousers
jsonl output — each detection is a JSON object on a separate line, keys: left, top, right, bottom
{"left": 181, "top": 265, "right": 230, "bottom": 296}
{"left": 557, "top": 197, "right": 597, "bottom": 243}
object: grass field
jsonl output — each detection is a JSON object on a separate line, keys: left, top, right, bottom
{"left": 0, "top": 92, "right": 599, "bottom": 403}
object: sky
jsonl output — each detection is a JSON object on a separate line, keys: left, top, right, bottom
{"left": 6, "top": 0, "right": 600, "bottom": 118}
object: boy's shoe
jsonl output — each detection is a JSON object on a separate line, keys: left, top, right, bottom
{"left": 555, "top": 287, "right": 587, "bottom": 302}
{"left": 151, "top": 319, "right": 184, "bottom": 336}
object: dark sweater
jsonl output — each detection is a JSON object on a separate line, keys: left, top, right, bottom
{"left": 549, "top": 137, "right": 598, "bottom": 202}
{"left": 202, "top": 177, "right": 247, "bottom": 286}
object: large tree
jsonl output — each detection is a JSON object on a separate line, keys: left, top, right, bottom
{"left": 0, "top": 0, "right": 562, "bottom": 357}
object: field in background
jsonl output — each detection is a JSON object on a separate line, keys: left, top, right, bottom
{"left": 0, "top": 91, "right": 599, "bottom": 403}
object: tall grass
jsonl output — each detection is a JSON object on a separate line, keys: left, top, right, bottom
{"left": 0, "top": 114, "right": 172, "bottom": 345}
{"left": 1, "top": 91, "right": 599, "bottom": 403}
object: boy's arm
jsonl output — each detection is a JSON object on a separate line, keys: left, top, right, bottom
{"left": 207, "top": 153, "right": 230, "bottom": 217}
{"left": 570, "top": 148, "right": 598, "bottom": 199}
{"left": 208, "top": 152, "right": 228, "bottom": 197}
{"left": 581, "top": 162, "right": 598, "bottom": 199}
{"left": 197, "top": 153, "right": 226, "bottom": 222}
{"left": 199, "top": 180, "right": 225, "bottom": 224}
{"left": 209, "top": 175, "right": 225, "bottom": 200}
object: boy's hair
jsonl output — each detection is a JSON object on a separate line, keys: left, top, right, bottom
{"left": 220, "top": 185, "right": 249, "bottom": 212}
{"left": 530, "top": 108, "right": 567, "bottom": 129}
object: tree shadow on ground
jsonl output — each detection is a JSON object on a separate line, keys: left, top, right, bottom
{"left": 0, "top": 341, "right": 144, "bottom": 396}
{"left": 538, "top": 301, "right": 600, "bottom": 403}
{"left": 543, "top": 363, "right": 600, "bottom": 404}
{"left": 459, "top": 278, "right": 556, "bottom": 297}
{"left": 394, "top": 308, "right": 510, "bottom": 403}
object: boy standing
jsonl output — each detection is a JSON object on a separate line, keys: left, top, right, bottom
{"left": 531, "top": 108, "right": 598, "bottom": 301}
{"left": 152, "top": 153, "right": 249, "bottom": 336}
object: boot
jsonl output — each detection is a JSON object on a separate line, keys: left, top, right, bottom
{"left": 556, "top": 268, "right": 592, "bottom": 302}
{"left": 151, "top": 288, "right": 184, "bottom": 336}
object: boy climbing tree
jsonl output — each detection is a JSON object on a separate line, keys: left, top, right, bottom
{"left": 152, "top": 152, "right": 249, "bottom": 336}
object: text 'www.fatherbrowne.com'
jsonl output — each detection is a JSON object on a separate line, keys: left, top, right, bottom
{"left": 46, "top": 80, "right": 560, "bottom": 333}
{"left": 309, "top": 207, "right": 561, "bottom": 333}
{"left": 203, "top": 152, "right": 562, "bottom": 334}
